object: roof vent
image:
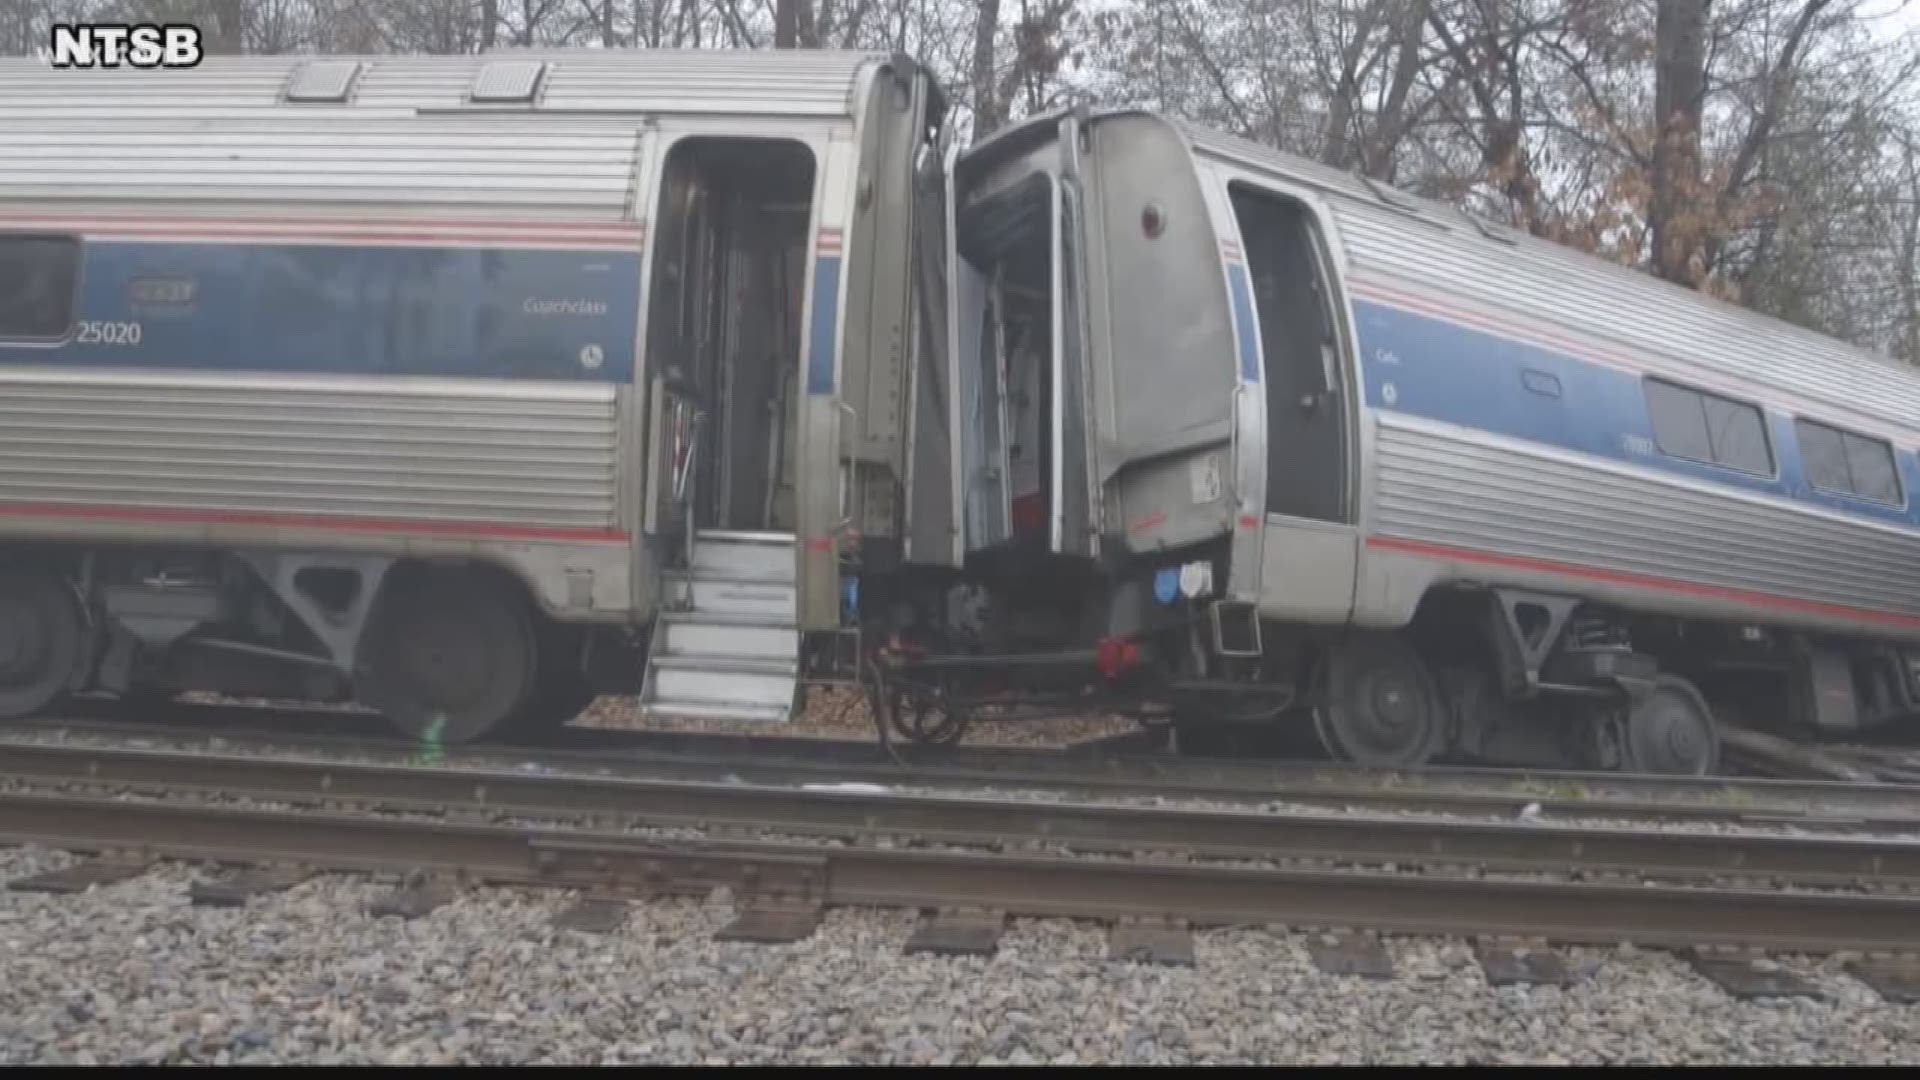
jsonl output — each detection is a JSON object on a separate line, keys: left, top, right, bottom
{"left": 1359, "top": 174, "right": 1423, "bottom": 214}
{"left": 1456, "top": 205, "right": 1520, "bottom": 246}
{"left": 284, "top": 59, "right": 362, "bottom": 103}
{"left": 470, "top": 59, "right": 546, "bottom": 104}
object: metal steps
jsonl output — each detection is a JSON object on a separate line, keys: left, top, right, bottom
{"left": 638, "top": 530, "right": 800, "bottom": 724}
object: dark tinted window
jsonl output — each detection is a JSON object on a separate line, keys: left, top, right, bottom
{"left": 1644, "top": 378, "right": 1772, "bottom": 475}
{"left": 1651, "top": 380, "right": 1766, "bottom": 472}
{"left": 1797, "top": 419, "right": 1851, "bottom": 494}
{"left": 1704, "top": 394, "right": 1773, "bottom": 475}
{"left": 0, "top": 235, "right": 80, "bottom": 339}
{"left": 1796, "top": 417, "right": 1902, "bottom": 504}
{"left": 1645, "top": 379, "right": 1713, "bottom": 462}
{"left": 1847, "top": 433, "right": 1902, "bottom": 503}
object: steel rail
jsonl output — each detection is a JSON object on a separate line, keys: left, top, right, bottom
{"left": 7, "top": 742, "right": 1920, "bottom": 888}
{"left": 3, "top": 789, "right": 1920, "bottom": 954}
{"left": 28, "top": 696, "right": 1916, "bottom": 814}
{"left": 13, "top": 716, "right": 1920, "bottom": 829}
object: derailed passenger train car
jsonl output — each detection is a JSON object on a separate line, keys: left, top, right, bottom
{"left": 867, "top": 106, "right": 1920, "bottom": 774}
{"left": 0, "top": 49, "right": 945, "bottom": 741}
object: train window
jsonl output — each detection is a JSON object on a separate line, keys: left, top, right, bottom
{"left": 1643, "top": 377, "right": 1772, "bottom": 475}
{"left": 1847, "top": 432, "right": 1902, "bottom": 503}
{"left": 1795, "top": 417, "right": 1902, "bottom": 504}
{"left": 0, "top": 234, "right": 80, "bottom": 340}
{"left": 1704, "top": 394, "right": 1772, "bottom": 475}
{"left": 1797, "top": 419, "right": 1851, "bottom": 493}
{"left": 1644, "top": 379, "right": 1715, "bottom": 463}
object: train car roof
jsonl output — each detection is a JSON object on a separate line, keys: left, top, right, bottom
{"left": 0, "top": 48, "right": 938, "bottom": 216}
{"left": 0, "top": 47, "right": 926, "bottom": 120}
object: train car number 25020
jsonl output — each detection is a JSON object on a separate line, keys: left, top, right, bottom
{"left": 74, "top": 321, "right": 144, "bottom": 345}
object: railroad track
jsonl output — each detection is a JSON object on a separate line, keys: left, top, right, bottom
{"left": 13, "top": 710, "right": 1920, "bottom": 829}
{"left": 5, "top": 740, "right": 1920, "bottom": 974}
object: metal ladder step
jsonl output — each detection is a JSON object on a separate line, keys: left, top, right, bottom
{"left": 637, "top": 700, "right": 792, "bottom": 725}
{"left": 648, "top": 655, "right": 797, "bottom": 710}
{"left": 691, "top": 530, "right": 796, "bottom": 580}
{"left": 640, "top": 528, "right": 802, "bottom": 724}
{"left": 658, "top": 620, "right": 798, "bottom": 662}
{"left": 662, "top": 570, "right": 795, "bottom": 620}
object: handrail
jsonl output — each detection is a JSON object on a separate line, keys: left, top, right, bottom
{"left": 1226, "top": 382, "right": 1246, "bottom": 508}
{"left": 834, "top": 399, "right": 857, "bottom": 532}
{"left": 672, "top": 403, "right": 704, "bottom": 572}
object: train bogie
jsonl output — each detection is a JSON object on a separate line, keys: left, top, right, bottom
{"left": 0, "top": 541, "right": 628, "bottom": 744}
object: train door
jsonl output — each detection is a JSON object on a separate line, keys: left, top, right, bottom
{"left": 639, "top": 133, "right": 820, "bottom": 557}
{"left": 1072, "top": 116, "right": 1242, "bottom": 561}
{"left": 946, "top": 145, "right": 1013, "bottom": 554}
{"left": 1223, "top": 179, "right": 1358, "bottom": 623}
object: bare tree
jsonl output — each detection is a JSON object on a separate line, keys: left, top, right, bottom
{"left": 1650, "top": 0, "right": 1711, "bottom": 284}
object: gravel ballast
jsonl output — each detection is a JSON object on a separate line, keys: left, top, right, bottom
{"left": 2, "top": 847, "right": 1916, "bottom": 1065}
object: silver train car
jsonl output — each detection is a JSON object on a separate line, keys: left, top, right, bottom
{"left": 860, "top": 106, "right": 1920, "bottom": 774}
{"left": 0, "top": 49, "right": 946, "bottom": 741}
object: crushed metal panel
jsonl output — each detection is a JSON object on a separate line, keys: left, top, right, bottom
{"left": 1082, "top": 115, "right": 1238, "bottom": 554}
{"left": 284, "top": 59, "right": 362, "bottom": 103}
{"left": 470, "top": 59, "right": 547, "bottom": 104}
{"left": 904, "top": 908, "right": 1004, "bottom": 957}
{"left": 189, "top": 867, "right": 311, "bottom": 907}
{"left": 1308, "top": 934, "right": 1394, "bottom": 979}
{"left": 8, "top": 858, "right": 149, "bottom": 894}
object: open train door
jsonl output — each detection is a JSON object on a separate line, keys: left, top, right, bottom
{"left": 1072, "top": 115, "right": 1247, "bottom": 576}
{"left": 947, "top": 140, "right": 1013, "bottom": 555}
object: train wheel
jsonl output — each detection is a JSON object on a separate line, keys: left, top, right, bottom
{"left": 502, "top": 624, "right": 598, "bottom": 739}
{"left": 357, "top": 571, "right": 535, "bottom": 746}
{"left": 1620, "top": 675, "right": 1719, "bottom": 776}
{"left": 886, "top": 684, "right": 967, "bottom": 745}
{"left": 0, "top": 569, "right": 83, "bottom": 721}
{"left": 507, "top": 668, "right": 598, "bottom": 739}
{"left": 1314, "top": 633, "right": 1447, "bottom": 768}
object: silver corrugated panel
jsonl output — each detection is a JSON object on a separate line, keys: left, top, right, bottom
{"left": 1176, "top": 121, "right": 1394, "bottom": 210}
{"left": 0, "top": 58, "right": 307, "bottom": 118}
{"left": 1177, "top": 120, "right": 1920, "bottom": 444}
{"left": 0, "top": 49, "right": 884, "bottom": 119}
{"left": 0, "top": 372, "right": 619, "bottom": 529}
{"left": 1373, "top": 415, "right": 1920, "bottom": 622}
{"left": 0, "top": 117, "right": 642, "bottom": 209}
{"left": 538, "top": 50, "right": 881, "bottom": 115}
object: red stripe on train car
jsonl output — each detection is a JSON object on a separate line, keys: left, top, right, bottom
{"left": 1366, "top": 534, "right": 1920, "bottom": 630}
{"left": 56, "top": 231, "right": 643, "bottom": 248}
{"left": 0, "top": 500, "right": 628, "bottom": 545}
{"left": 0, "top": 216, "right": 646, "bottom": 247}
{"left": 0, "top": 212, "right": 646, "bottom": 233}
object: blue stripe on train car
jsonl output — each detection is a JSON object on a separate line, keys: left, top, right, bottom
{"left": 806, "top": 254, "right": 842, "bottom": 395}
{"left": 0, "top": 241, "right": 641, "bottom": 382}
{"left": 1225, "top": 263, "right": 1262, "bottom": 384}
{"left": 1351, "top": 298, "right": 1920, "bottom": 531}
